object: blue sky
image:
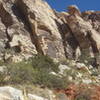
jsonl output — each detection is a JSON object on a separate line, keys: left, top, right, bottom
{"left": 45, "top": 0, "right": 100, "bottom": 12}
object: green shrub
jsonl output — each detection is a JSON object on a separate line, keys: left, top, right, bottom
{"left": 5, "top": 55, "right": 60, "bottom": 86}
{"left": 0, "top": 71, "right": 7, "bottom": 85}
{"left": 6, "top": 60, "right": 35, "bottom": 84}
{"left": 0, "top": 60, "right": 4, "bottom": 66}
{"left": 0, "top": 60, "right": 7, "bottom": 84}
{"left": 32, "top": 69, "right": 67, "bottom": 89}
{"left": 0, "top": 54, "right": 69, "bottom": 89}
{"left": 30, "top": 54, "right": 67, "bottom": 89}
{"left": 31, "top": 54, "right": 59, "bottom": 73}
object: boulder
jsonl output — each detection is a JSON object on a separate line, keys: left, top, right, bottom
{"left": 0, "top": 86, "right": 49, "bottom": 100}
{"left": 0, "top": 86, "right": 24, "bottom": 100}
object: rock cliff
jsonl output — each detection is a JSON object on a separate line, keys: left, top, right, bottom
{"left": 0, "top": 0, "right": 100, "bottom": 65}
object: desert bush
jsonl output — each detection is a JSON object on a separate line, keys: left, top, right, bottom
{"left": 7, "top": 61, "right": 34, "bottom": 84}
{"left": 33, "top": 70, "right": 68, "bottom": 89}
{"left": 31, "top": 54, "right": 59, "bottom": 73}
{"left": 0, "top": 60, "right": 4, "bottom": 66}
{"left": 5, "top": 54, "right": 62, "bottom": 88}
{"left": 0, "top": 60, "right": 7, "bottom": 84}
{"left": 0, "top": 71, "right": 7, "bottom": 85}
{"left": 30, "top": 54, "right": 67, "bottom": 89}
{"left": 0, "top": 54, "right": 70, "bottom": 89}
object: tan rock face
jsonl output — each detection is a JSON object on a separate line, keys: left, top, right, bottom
{"left": 0, "top": 0, "right": 37, "bottom": 62}
{"left": 82, "top": 11, "right": 100, "bottom": 51}
{"left": 0, "top": 0, "right": 99, "bottom": 63}
{"left": 68, "top": 5, "right": 81, "bottom": 16}
{"left": 59, "top": 5, "right": 100, "bottom": 61}
{"left": 15, "top": 0, "right": 66, "bottom": 60}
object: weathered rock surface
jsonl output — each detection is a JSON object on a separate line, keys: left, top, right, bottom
{"left": 0, "top": 86, "right": 49, "bottom": 100}
{"left": 0, "top": 0, "right": 37, "bottom": 62}
{"left": 15, "top": 0, "right": 66, "bottom": 60}
{"left": 59, "top": 5, "right": 100, "bottom": 59}
{"left": 0, "top": 86, "right": 68, "bottom": 100}
{"left": 0, "top": 0, "right": 99, "bottom": 64}
{"left": 0, "top": 86, "right": 24, "bottom": 100}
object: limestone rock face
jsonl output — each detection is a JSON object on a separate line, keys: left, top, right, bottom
{"left": 82, "top": 11, "right": 100, "bottom": 33}
{"left": 0, "top": 0, "right": 66, "bottom": 61}
{"left": 15, "top": 0, "right": 66, "bottom": 60}
{"left": 0, "top": 0, "right": 37, "bottom": 62}
{"left": 0, "top": 0, "right": 100, "bottom": 63}
{"left": 59, "top": 5, "right": 100, "bottom": 62}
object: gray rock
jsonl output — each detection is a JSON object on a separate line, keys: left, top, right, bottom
{"left": 0, "top": 86, "right": 24, "bottom": 100}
